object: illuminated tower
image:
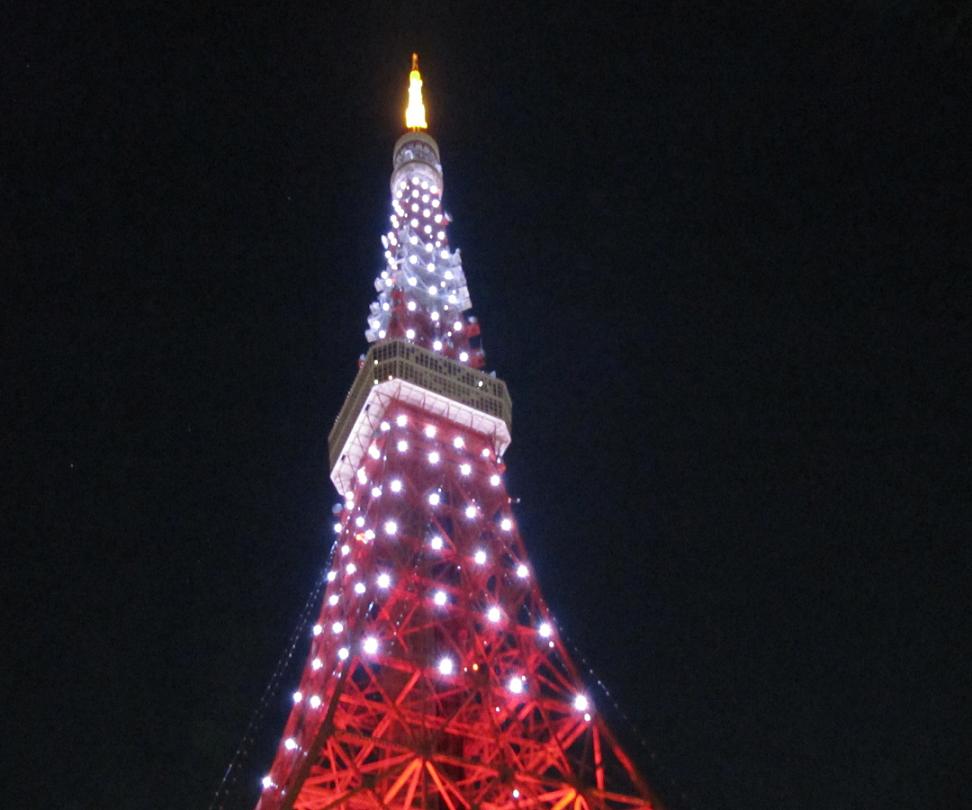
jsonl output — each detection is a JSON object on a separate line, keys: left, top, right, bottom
{"left": 255, "top": 56, "right": 663, "bottom": 810}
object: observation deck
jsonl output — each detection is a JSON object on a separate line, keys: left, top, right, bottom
{"left": 328, "top": 340, "right": 512, "bottom": 493}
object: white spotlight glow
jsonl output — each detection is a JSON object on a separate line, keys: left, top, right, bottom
{"left": 490, "top": 474, "right": 501, "bottom": 486}
{"left": 337, "top": 647, "right": 349, "bottom": 661}
{"left": 331, "top": 621, "right": 344, "bottom": 634}
{"left": 384, "top": 520, "right": 398, "bottom": 535}
{"left": 362, "top": 636, "right": 379, "bottom": 655}
{"left": 538, "top": 622, "right": 553, "bottom": 638}
{"left": 508, "top": 676, "right": 524, "bottom": 694}
{"left": 292, "top": 690, "right": 303, "bottom": 703}
{"left": 474, "top": 549, "right": 487, "bottom": 565}
{"left": 328, "top": 594, "right": 339, "bottom": 606}
{"left": 428, "top": 492, "right": 440, "bottom": 506}
{"left": 326, "top": 570, "right": 337, "bottom": 582}
{"left": 429, "top": 535, "right": 444, "bottom": 550}
{"left": 459, "top": 463, "right": 471, "bottom": 476}
{"left": 354, "top": 581, "right": 366, "bottom": 594}
{"left": 284, "top": 737, "right": 298, "bottom": 751}
{"left": 312, "top": 623, "right": 323, "bottom": 636}
{"left": 380, "top": 420, "right": 391, "bottom": 431}
{"left": 487, "top": 606, "right": 501, "bottom": 623}
{"left": 500, "top": 518, "right": 513, "bottom": 531}
{"left": 424, "top": 425, "right": 437, "bottom": 438}
{"left": 453, "top": 436, "right": 465, "bottom": 449}
{"left": 433, "top": 590, "right": 448, "bottom": 606}
{"left": 309, "top": 695, "right": 322, "bottom": 709}
{"left": 573, "top": 694, "right": 590, "bottom": 712}
{"left": 405, "top": 329, "right": 416, "bottom": 340}
{"left": 376, "top": 572, "right": 391, "bottom": 588}
{"left": 396, "top": 440, "right": 408, "bottom": 453}
{"left": 395, "top": 414, "right": 407, "bottom": 427}
{"left": 516, "top": 564, "right": 529, "bottom": 578}
{"left": 465, "top": 504, "right": 477, "bottom": 518}
{"left": 311, "top": 658, "right": 323, "bottom": 671}
{"left": 428, "top": 451, "right": 440, "bottom": 464}
{"left": 438, "top": 657, "right": 454, "bottom": 675}
{"left": 390, "top": 479, "right": 403, "bottom": 493}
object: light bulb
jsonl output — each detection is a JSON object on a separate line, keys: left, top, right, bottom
{"left": 516, "top": 563, "right": 528, "bottom": 578}
{"left": 424, "top": 425, "right": 437, "bottom": 438}
{"left": 362, "top": 636, "right": 379, "bottom": 655}
{"left": 312, "top": 657, "right": 323, "bottom": 670}
{"left": 428, "top": 492, "right": 440, "bottom": 506}
{"left": 337, "top": 647, "right": 349, "bottom": 661}
{"left": 376, "top": 572, "right": 391, "bottom": 588}
{"left": 500, "top": 517, "right": 513, "bottom": 531}
{"left": 538, "top": 622, "right": 553, "bottom": 638}
{"left": 438, "top": 657, "right": 454, "bottom": 675}
{"left": 573, "top": 694, "right": 590, "bottom": 712}
{"left": 312, "top": 623, "right": 323, "bottom": 636}
{"left": 331, "top": 621, "right": 344, "bottom": 634}
{"left": 284, "top": 737, "right": 297, "bottom": 751}
{"left": 508, "top": 676, "right": 524, "bottom": 694}
{"left": 429, "top": 534, "right": 443, "bottom": 549}
{"left": 453, "top": 436, "right": 465, "bottom": 449}
{"left": 487, "top": 606, "right": 501, "bottom": 623}
{"left": 428, "top": 450, "right": 440, "bottom": 464}
{"left": 459, "top": 463, "right": 471, "bottom": 476}
{"left": 390, "top": 479, "right": 403, "bottom": 493}
{"left": 474, "top": 549, "right": 487, "bottom": 565}
{"left": 309, "top": 695, "right": 322, "bottom": 709}
{"left": 395, "top": 414, "right": 407, "bottom": 427}
{"left": 292, "top": 690, "right": 303, "bottom": 703}
{"left": 384, "top": 520, "right": 398, "bottom": 536}
{"left": 490, "top": 474, "right": 501, "bottom": 486}
{"left": 465, "top": 504, "right": 477, "bottom": 518}
{"left": 433, "top": 590, "right": 448, "bottom": 606}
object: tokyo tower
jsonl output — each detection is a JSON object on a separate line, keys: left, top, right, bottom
{"left": 255, "top": 56, "right": 663, "bottom": 810}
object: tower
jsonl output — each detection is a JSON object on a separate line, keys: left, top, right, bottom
{"left": 255, "top": 57, "right": 662, "bottom": 810}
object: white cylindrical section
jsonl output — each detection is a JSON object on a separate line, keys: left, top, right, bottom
{"left": 391, "top": 132, "right": 443, "bottom": 194}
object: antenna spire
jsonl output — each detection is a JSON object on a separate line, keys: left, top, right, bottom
{"left": 405, "top": 53, "right": 428, "bottom": 130}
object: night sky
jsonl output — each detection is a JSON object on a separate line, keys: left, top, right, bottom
{"left": 6, "top": 3, "right": 969, "bottom": 808}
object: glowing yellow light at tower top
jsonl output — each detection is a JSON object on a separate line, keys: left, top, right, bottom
{"left": 405, "top": 52, "right": 428, "bottom": 130}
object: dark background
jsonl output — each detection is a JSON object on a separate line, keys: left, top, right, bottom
{"left": 5, "top": 3, "right": 969, "bottom": 808}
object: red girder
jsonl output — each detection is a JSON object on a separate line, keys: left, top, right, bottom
{"left": 256, "top": 400, "right": 661, "bottom": 810}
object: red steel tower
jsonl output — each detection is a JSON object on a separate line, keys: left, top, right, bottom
{"left": 256, "top": 56, "right": 663, "bottom": 810}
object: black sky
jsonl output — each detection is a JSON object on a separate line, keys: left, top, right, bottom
{"left": 5, "top": 3, "right": 970, "bottom": 808}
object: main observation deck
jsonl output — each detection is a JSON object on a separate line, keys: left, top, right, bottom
{"left": 328, "top": 340, "right": 512, "bottom": 493}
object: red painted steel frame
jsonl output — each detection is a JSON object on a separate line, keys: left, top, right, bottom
{"left": 256, "top": 402, "right": 660, "bottom": 810}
